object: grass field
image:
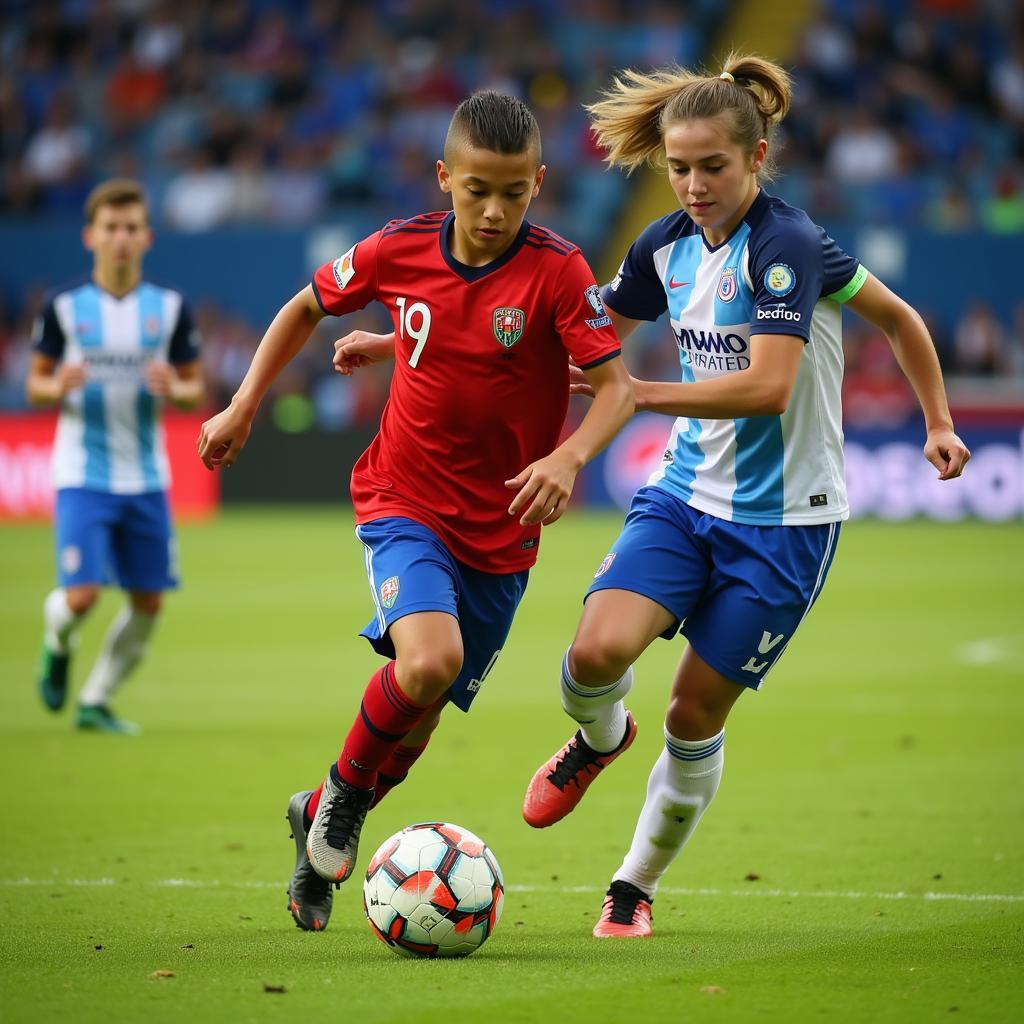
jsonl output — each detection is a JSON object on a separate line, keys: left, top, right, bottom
{"left": 1, "top": 508, "right": 1022, "bottom": 1023}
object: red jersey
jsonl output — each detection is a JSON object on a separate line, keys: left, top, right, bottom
{"left": 312, "top": 210, "right": 621, "bottom": 573}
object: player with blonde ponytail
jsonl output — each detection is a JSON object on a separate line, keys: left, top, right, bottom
{"left": 523, "top": 54, "right": 970, "bottom": 938}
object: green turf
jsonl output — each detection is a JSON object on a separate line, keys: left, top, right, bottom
{"left": 1, "top": 509, "right": 1022, "bottom": 1023}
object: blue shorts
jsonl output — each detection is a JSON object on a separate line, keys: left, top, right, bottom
{"left": 587, "top": 486, "right": 840, "bottom": 689}
{"left": 355, "top": 517, "right": 529, "bottom": 712}
{"left": 54, "top": 488, "right": 178, "bottom": 592}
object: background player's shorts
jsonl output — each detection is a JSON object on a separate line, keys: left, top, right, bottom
{"left": 54, "top": 487, "right": 178, "bottom": 592}
{"left": 587, "top": 486, "right": 840, "bottom": 689}
{"left": 355, "top": 517, "right": 529, "bottom": 712}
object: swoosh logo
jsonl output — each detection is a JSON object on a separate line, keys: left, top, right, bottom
{"left": 668, "top": 277, "right": 690, "bottom": 289}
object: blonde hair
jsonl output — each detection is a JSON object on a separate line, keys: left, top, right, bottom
{"left": 586, "top": 52, "right": 792, "bottom": 178}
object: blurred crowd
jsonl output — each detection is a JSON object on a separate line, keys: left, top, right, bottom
{"left": 1, "top": 0, "right": 1023, "bottom": 428}
{"left": 779, "top": 0, "right": 1024, "bottom": 230}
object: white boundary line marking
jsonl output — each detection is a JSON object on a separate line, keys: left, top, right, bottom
{"left": 2, "top": 878, "right": 1022, "bottom": 903}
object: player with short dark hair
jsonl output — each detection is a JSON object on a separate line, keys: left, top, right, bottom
{"left": 27, "top": 178, "right": 204, "bottom": 734}
{"left": 198, "top": 91, "right": 635, "bottom": 932}
{"left": 520, "top": 55, "right": 970, "bottom": 938}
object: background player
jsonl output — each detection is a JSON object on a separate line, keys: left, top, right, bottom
{"left": 521, "top": 55, "right": 970, "bottom": 937}
{"left": 197, "top": 92, "right": 634, "bottom": 932}
{"left": 27, "top": 178, "right": 204, "bottom": 735}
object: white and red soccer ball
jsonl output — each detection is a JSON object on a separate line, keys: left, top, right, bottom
{"left": 363, "top": 822, "right": 504, "bottom": 958}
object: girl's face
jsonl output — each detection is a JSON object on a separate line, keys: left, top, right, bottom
{"left": 663, "top": 117, "right": 767, "bottom": 245}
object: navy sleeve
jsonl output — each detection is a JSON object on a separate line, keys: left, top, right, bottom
{"left": 748, "top": 212, "right": 826, "bottom": 342}
{"left": 31, "top": 299, "right": 65, "bottom": 359}
{"left": 819, "top": 228, "right": 864, "bottom": 301}
{"left": 168, "top": 300, "right": 201, "bottom": 364}
{"left": 600, "top": 219, "right": 669, "bottom": 322}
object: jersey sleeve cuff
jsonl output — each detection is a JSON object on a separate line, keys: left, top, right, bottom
{"left": 576, "top": 348, "right": 622, "bottom": 371}
{"left": 311, "top": 279, "right": 330, "bottom": 315}
{"left": 827, "top": 264, "right": 867, "bottom": 304}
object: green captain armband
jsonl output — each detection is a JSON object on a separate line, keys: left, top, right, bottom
{"left": 827, "top": 264, "right": 868, "bottom": 304}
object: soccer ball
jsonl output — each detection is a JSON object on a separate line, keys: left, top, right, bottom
{"left": 363, "top": 822, "right": 504, "bottom": 958}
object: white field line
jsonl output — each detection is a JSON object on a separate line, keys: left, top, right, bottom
{"left": 2, "top": 878, "right": 1022, "bottom": 904}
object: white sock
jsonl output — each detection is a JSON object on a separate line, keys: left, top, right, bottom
{"left": 559, "top": 649, "right": 633, "bottom": 753}
{"left": 78, "top": 606, "right": 158, "bottom": 708}
{"left": 43, "top": 588, "right": 87, "bottom": 654}
{"left": 613, "top": 728, "right": 725, "bottom": 897}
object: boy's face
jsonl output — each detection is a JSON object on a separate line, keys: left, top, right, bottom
{"left": 83, "top": 202, "right": 152, "bottom": 273}
{"left": 438, "top": 143, "right": 545, "bottom": 264}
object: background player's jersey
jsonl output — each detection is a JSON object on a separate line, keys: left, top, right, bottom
{"left": 603, "top": 190, "right": 866, "bottom": 526}
{"left": 313, "top": 211, "right": 621, "bottom": 572}
{"left": 33, "top": 279, "right": 200, "bottom": 494}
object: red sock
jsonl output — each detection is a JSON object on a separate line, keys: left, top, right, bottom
{"left": 336, "top": 661, "right": 431, "bottom": 788}
{"left": 369, "top": 739, "right": 431, "bottom": 810}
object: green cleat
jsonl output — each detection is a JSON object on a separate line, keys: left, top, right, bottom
{"left": 76, "top": 704, "right": 140, "bottom": 736}
{"left": 38, "top": 646, "right": 71, "bottom": 712}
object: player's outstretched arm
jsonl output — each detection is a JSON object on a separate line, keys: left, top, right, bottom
{"left": 506, "top": 356, "right": 634, "bottom": 526}
{"left": 845, "top": 273, "right": 969, "bottom": 480}
{"left": 25, "top": 354, "right": 86, "bottom": 406}
{"left": 198, "top": 286, "right": 324, "bottom": 470}
{"left": 333, "top": 330, "right": 396, "bottom": 375}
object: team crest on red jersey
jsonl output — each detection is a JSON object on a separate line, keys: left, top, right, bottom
{"left": 492, "top": 307, "right": 525, "bottom": 348}
{"left": 379, "top": 575, "right": 400, "bottom": 609}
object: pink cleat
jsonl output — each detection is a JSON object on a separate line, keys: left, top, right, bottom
{"left": 592, "top": 880, "right": 653, "bottom": 938}
{"left": 522, "top": 713, "right": 637, "bottom": 828}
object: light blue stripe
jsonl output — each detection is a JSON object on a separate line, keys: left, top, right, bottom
{"left": 713, "top": 223, "right": 752, "bottom": 325}
{"left": 659, "top": 236, "right": 706, "bottom": 504}
{"left": 136, "top": 285, "right": 164, "bottom": 489}
{"left": 72, "top": 286, "right": 110, "bottom": 489}
{"left": 732, "top": 415, "right": 785, "bottom": 523}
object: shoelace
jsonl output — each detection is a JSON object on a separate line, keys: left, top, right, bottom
{"left": 546, "top": 735, "right": 601, "bottom": 790}
{"left": 604, "top": 881, "right": 650, "bottom": 925}
{"left": 324, "top": 785, "right": 372, "bottom": 849}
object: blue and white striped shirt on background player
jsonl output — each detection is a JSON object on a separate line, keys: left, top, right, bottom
{"left": 603, "top": 190, "right": 867, "bottom": 526}
{"left": 32, "top": 279, "right": 200, "bottom": 494}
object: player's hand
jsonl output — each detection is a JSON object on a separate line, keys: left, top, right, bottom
{"left": 333, "top": 330, "right": 396, "bottom": 375}
{"left": 57, "top": 363, "right": 87, "bottom": 394}
{"left": 144, "top": 360, "right": 174, "bottom": 397}
{"left": 197, "top": 403, "right": 253, "bottom": 470}
{"left": 924, "top": 428, "right": 970, "bottom": 481}
{"left": 568, "top": 364, "right": 595, "bottom": 398}
{"left": 505, "top": 452, "right": 580, "bottom": 527}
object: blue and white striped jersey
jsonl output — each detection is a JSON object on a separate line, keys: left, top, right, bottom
{"left": 603, "top": 190, "right": 866, "bottom": 526}
{"left": 33, "top": 278, "right": 200, "bottom": 494}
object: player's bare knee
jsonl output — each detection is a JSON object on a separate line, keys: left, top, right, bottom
{"left": 395, "top": 648, "right": 463, "bottom": 705}
{"left": 569, "top": 633, "right": 633, "bottom": 685}
{"left": 66, "top": 586, "right": 100, "bottom": 616}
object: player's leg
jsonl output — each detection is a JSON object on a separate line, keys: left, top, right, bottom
{"left": 38, "top": 489, "right": 109, "bottom": 711}
{"left": 522, "top": 590, "right": 672, "bottom": 828}
{"left": 303, "top": 519, "right": 464, "bottom": 886}
{"left": 593, "top": 649, "right": 741, "bottom": 938}
{"left": 76, "top": 590, "right": 162, "bottom": 735}
{"left": 370, "top": 698, "right": 446, "bottom": 809}
{"left": 594, "top": 516, "right": 841, "bottom": 937}
{"left": 76, "top": 492, "right": 176, "bottom": 734}
{"left": 524, "top": 487, "right": 709, "bottom": 827}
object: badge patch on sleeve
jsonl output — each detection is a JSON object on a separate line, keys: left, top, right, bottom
{"left": 763, "top": 263, "right": 795, "bottom": 296}
{"left": 583, "top": 284, "right": 612, "bottom": 328}
{"left": 332, "top": 245, "right": 357, "bottom": 291}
